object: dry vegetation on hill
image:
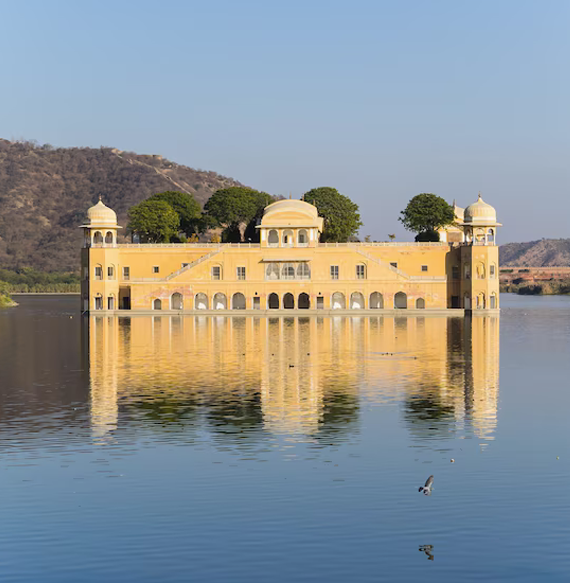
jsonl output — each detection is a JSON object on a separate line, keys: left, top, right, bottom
{"left": 0, "top": 139, "right": 244, "bottom": 271}
{"left": 499, "top": 239, "right": 570, "bottom": 267}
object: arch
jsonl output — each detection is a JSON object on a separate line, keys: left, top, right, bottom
{"left": 281, "top": 263, "right": 295, "bottom": 280}
{"left": 332, "top": 292, "right": 346, "bottom": 310}
{"left": 195, "top": 293, "right": 208, "bottom": 310}
{"left": 171, "top": 292, "right": 183, "bottom": 310}
{"left": 476, "top": 293, "right": 486, "bottom": 310}
{"left": 107, "top": 264, "right": 115, "bottom": 280}
{"left": 464, "top": 293, "right": 471, "bottom": 310}
{"left": 370, "top": 292, "right": 383, "bottom": 309}
{"left": 394, "top": 292, "right": 407, "bottom": 309}
{"left": 282, "top": 230, "right": 294, "bottom": 247}
{"left": 416, "top": 297, "right": 425, "bottom": 309}
{"left": 298, "top": 229, "right": 308, "bottom": 246}
{"left": 153, "top": 299, "right": 162, "bottom": 310}
{"left": 283, "top": 292, "right": 295, "bottom": 309}
{"left": 268, "top": 292, "right": 279, "bottom": 309}
{"left": 350, "top": 292, "right": 365, "bottom": 309}
{"left": 93, "top": 231, "right": 103, "bottom": 245}
{"left": 232, "top": 292, "right": 246, "bottom": 310}
{"left": 105, "top": 231, "right": 114, "bottom": 245}
{"left": 487, "top": 228, "right": 495, "bottom": 244}
{"left": 476, "top": 262, "right": 486, "bottom": 279}
{"left": 298, "top": 292, "right": 310, "bottom": 309}
{"left": 490, "top": 293, "right": 497, "bottom": 309}
{"left": 213, "top": 292, "right": 227, "bottom": 310}
{"left": 266, "top": 262, "right": 280, "bottom": 280}
{"left": 297, "top": 263, "right": 310, "bottom": 279}
{"left": 268, "top": 229, "right": 279, "bottom": 247}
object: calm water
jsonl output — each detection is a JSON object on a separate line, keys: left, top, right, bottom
{"left": 0, "top": 295, "right": 569, "bottom": 582}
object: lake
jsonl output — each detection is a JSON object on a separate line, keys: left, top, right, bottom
{"left": 0, "top": 295, "right": 569, "bottom": 582}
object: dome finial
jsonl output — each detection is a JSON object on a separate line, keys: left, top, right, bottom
{"left": 478, "top": 191, "right": 482, "bottom": 200}
{"left": 98, "top": 194, "right": 102, "bottom": 202}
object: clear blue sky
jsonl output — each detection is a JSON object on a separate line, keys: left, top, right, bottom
{"left": 0, "top": 0, "right": 568, "bottom": 243}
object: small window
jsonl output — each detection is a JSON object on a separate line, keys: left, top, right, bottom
{"left": 452, "top": 266, "right": 460, "bottom": 280}
{"left": 212, "top": 266, "right": 221, "bottom": 280}
{"left": 123, "top": 266, "right": 130, "bottom": 280}
{"left": 153, "top": 266, "right": 159, "bottom": 274}
{"left": 390, "top": 262, "right": 398, "bottom": 269}
{"left": 107, "top": 266, "right": 114, "bottom": 279}
{"left": 237, "top": 266, "right": 246, "bottom": 281}
{"left": 95, "top": 296, "right": 103, "bottom": 310}
{"left": 330, "top": 265, "right": 339, "bottom": 280}
{"left": 356, "top": 264, "right": 366, "bottom": 279}
{"left": 107, "top": 296, "right": 115, "bottom": 310}
{"left": 421, "top": 265, "right": 428, "bottom": 272}
{"left": 490, "top": 265, "right": 496, "bottom": 279}
{"left": 95, "top": 266, "right": 102, "bottom": 280}
{"left": 83, "top": 267, "right": 88, "bottom": 280}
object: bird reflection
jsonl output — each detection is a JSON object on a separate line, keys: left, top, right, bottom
{"left": 419, "top": 544, "right": 434, "bottom": 561}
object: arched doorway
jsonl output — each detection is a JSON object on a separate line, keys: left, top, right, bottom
{"left": 370, "top": 292, "right": 383, "bottom": 309}
{"left": 232, "top": 292, "right": 246, "bottom": 310}
{"left": 283, "top": 293, "right": 295, "bottom": 309}
{"left": 268, "top": 230, "right": 279, "bottom": 247}
{"left": 476, "top": 293, "right": 485, "bottom": 309}
{"left": 416, "top": 297, "right": 425, "bottom": 309}
{"left": 268, "top": 293, "right": 279, "bottom": 309}
{"left": 350, "top": 292, "right": 365, "bottom": 309}
{"left": 195, "top": 293, "right": 208, "bottom": 310}
{"left": 332, "top": 292, "right": 346, "bottom": 310}
{"left": 394, "top": 292, "right": 407, "bottom": 309}
{"left": 464, "top": 294, "right": 471, "bottom": 309}
{"left": 282, "top": 230, "right": 294, "bottom": 247}
{"left": 171, "top": 292, "right": 183, "bottom": 310}
{"left": 213, "top": 293, "right": 227, "bottom": 310}
{"left": 153, "top": 299, "right": 162, "bottom": 310}
{"left": 298, "top": 292, "right": 310, "bottom": 309}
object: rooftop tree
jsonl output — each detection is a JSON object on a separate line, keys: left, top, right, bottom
{"left": 148, "top": 191, "right": 202, "bottom": 236}
{"left": 399, "top": 193, "right": 455, "bottom": 242}
{"left": 127, "top": 199, "right": 180, "bottom": 243}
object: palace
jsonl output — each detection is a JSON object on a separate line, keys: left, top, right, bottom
{"left": 80, "top": 195, "right": 501, "bottom": 313}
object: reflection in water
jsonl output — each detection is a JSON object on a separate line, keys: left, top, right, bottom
{"left": 419, "top": 545, "right": 435, "bottom": 561}
{"left": 88, "top": 315, "right": 499, "bottom": 444}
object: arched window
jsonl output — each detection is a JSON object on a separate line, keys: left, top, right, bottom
{"left": 268, "top": 230, "right": 279, "bottom": 247}
{"left": 350, "top": 292, "right": 365, "bottom": 309}
{"left": 153, "top": 299, "right": 162, "bottom": 310}
{"left": 464, "top": 264, "right": 471, "bottom": 280}
{"left": 298, "top": 293, "right": 310, "bottom": 309}
{"left": 268, "top": 293, "right": 279, "bottom": 309}
{"left": 490, "top": 293, "right": 497, "bottom": 309}
{"left": 107, "top": 294, "right": 115, "bottom": 310}
{"left": 105, "top": 231, "right": 114, "bottom": 245}
{"left": 93, "top": 231, "right": 103, "bottom": 245}
{"left": 107, "top": 265, "right": 115, "bottom": 280}
{"left": 283, "top": 293, "right": 295, "bottom": 309}
{"left": 370, "top": 292, "right": 383, "bottom": 309}
{"left": 195, "top": 293, "right": 208, "bottom": 310}
{"left": 297, "top": 263, "right": 310, "bottom": 279}
{"left": 416, "top": 297, "right": 425, "bottom": 309}
{"left": 282, "top": 263, "right": 295, "bottom": 280}
{"left": 94, "top": 264, "right": 103, "bottom": 280}
{"left": 394, "top": 292, "right": 407, "bottom": 309}
{"left": 476, "top": 293, "right": 486, "bottom": 309}
{"left": 332, "top": 292, "right": 346, "bottom": 310}
{"left": 282, "top": 230, "right": 294, "bottom": 247}
{"left": 490, "top": 263, "right": 497, "bottom": 279}
{"left": 487, "top": 229, "right": 495, "bottom": 244}
{"left": 171, "top": 292, "right": 183, "bottom": 310}
{"left": 213, "top": 293, "right": 227, "bottom": 310}
{"left": 266, "top": 263, "right": 280, "bottom": 280}
{"left": 298, "top": 229, "right": 308, "bottom": 246}
{"left": 232, "top": 293, "right": 246, "bottom": 310}
{"left": 476, "top": 262, "right": 486, "bottom": 279}
{"left": 464, "top": 293, "right": 471, "bottom": 310}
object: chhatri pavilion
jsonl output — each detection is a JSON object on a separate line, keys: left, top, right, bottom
{"left": 80, "top": 195, "right": 500, "bottom": 313}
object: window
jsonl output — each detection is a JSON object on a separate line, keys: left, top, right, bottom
{"left": 282, "top": 263, "right": 295, "bottom": 280}
{"left": 490, "top": 294, "right": 497, "bottom": 309}
{"left": 265, "top": 263, "right": 279, "bottom": 280}
{"left": 107, "top": 266, "right": 114, "bottom": 279}
{"left": 153, "top": 266, "right": 159, "bottom": 274}
{"left": 237, "top": 266, "right": 246, "bottom": 281}
{"left": 212, "top": 266, "right": 221, "bottom": 280}
{"left": 123, "top": 266, "right": 130, "bottom": 280}
{"left": 421, "top": 265, "right": 428, "bottom": 272}
{"left": 452, "top": 266, "right": 460, "bottom": 280}
{"left": 95, "top": 266, "right": 103, "bottom": 280}
{"left": 390, "top": 262, "right": 398, "bottom": 269}
{"left": 356, "top": 264, "right": 366, "bottom": 279}
{"left": 95, "top": 296, "right": 103, "bottom": 310}
{"left": 330, "top": 265, "right": 339, "bottom": 280}
{"left": 464, "top": 265, "right": 471, "bottom": 280}
{"left": 297, "top": 263, "right": 310, "bottom": 279}
{"left": 490, "top": 264, "right": 496, "bottom": 279}
{"left": 83, "top": 267, "right": 88, "bottom": 280}
{"left": 107, "top": 296, "right": 115, "bottom": 310}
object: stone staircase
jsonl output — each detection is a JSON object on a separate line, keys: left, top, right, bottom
{"left": 165, "top": 247, "right": 223, "bottom": 281}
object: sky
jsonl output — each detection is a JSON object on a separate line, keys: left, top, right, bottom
{"left": 0, "top": 0, "right": 568, "bottom": 243}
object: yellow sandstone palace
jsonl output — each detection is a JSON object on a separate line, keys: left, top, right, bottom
{"left": 80, "top": 195, "right": 501, "bottom": 314}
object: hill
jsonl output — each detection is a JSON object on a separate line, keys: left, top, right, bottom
{"left": 0, "top": 139, "right": 244, "bottom": 271}
{"left": 499, "top": 239, "right": 570, "bottom": 267}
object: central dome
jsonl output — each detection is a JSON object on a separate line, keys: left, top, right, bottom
{"left": 464, "top": 194, "right": 497, "bottom": 225}
{"left": 260, "top": 199, "right": 323, "bottom": 230}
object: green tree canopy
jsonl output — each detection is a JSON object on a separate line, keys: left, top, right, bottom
{"left": 148, "top": 191, "right": 202, "bottom": 235}
{"left": 127, "top": 199, "right": 180, "bottom": 243}
{"left": 399, "top": 193, "right": 455, "bottom": 241}
{"left": 204, "top": 187, "right": 273, "bottom": 242}
{"left": 301, "top": 187, "right": 362, "bottom": 242}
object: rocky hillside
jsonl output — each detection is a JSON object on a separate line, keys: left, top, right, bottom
{"left": 0, "top": 139, "right": 244, "bottom": 271}
{"left": 500, "top": 239, "right": 570, "bottom": 267}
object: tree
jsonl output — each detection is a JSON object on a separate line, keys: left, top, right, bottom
{"left": 127, "top": 199, "right": 180, "bottom": 243}
{"left": 148, "top": 191, "right": 202, "bottom": 235}
{"left": 399, "top": 193, "right": 455, "bottom": 242}
{"left": 388, "top": 234, "right": 396, "bottom": 242}
{"left": 204, "top": 187, "right": 273, "bottom": 242}
{"left": 301, "top": 187, "right": 362, "bottom": 242}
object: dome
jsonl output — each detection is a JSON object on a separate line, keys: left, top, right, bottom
{"left": 260, "top": 198, "right": 323, "bottom": 230}
{"left": 464, "top": 194, "right": 498, "bottom": 225}
{"left": 81, "top": 199, "right": 119, "bottom": 228}
{"left": 262, "top": 199, "right": 319, "bottom": 220}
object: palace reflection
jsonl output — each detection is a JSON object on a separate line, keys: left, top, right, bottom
{"left": 87, "top": 315, "right": 500, "bottom": 442}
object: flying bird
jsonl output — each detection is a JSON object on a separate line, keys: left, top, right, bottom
{"left": 418, "top": 475, "right": 434, "bottom": 495}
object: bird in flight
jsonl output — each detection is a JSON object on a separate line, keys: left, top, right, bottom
{"left": 419, "top": 475, "right": 434, "bottom": 495}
